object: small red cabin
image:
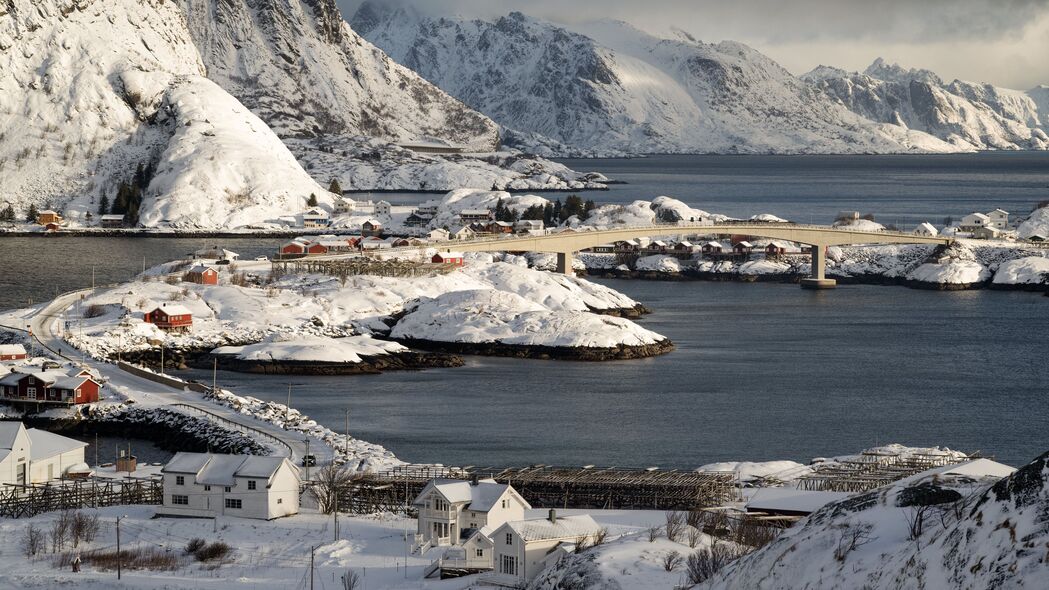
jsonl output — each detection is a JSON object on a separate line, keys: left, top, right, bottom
{"left": 185, "top": 265, "right": 219, "bottom": 285}
{"left": 306, "top": 242, "right": 329, "bottom": 255}
{"left": 0, "top": 371, "right": 100, "bottom": 405}
{"left": 280, "top": 240, "right": 309, "bottom": 256}
{"left": 0, "top": 344, "right": 27, "bottom": 361}
{"left": 765, "top": 243, "right": 787, "bottom": 257}
{"left": 432, "top": 252, "right": 465, "bottom": 267}
{"left": 144, "top": 304, "right": 193, "bottom": 332}
{"left": 701, "top": 241, "right": 723, "bottom": 254}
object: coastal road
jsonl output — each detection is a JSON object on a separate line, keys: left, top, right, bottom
{"left": 23, "top": 289, "right": 332, "bottom": 465}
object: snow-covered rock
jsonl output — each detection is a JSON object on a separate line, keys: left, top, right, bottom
{"left": 907, "top": 261, "right": 990, "bottom": 286}
{"left": 832, "top": 218, "right": 887, "bottom": 232}
{"left": 635, "top": 255, "right": 683, "bottom": 273}
{"left": 214, "top": 335, "right": 407, "bottom": 364}
{"left": 705, "top": 451, "right": 1042, "bottom": 590}
{"left": 389, "top": 289, "right": 664, "bottom": 350}
{"left": 1017, "top": 207, "right": 1049, "bottom": 240}
{"left": 991, "top": 256, "right": 1049, "bottom": 285}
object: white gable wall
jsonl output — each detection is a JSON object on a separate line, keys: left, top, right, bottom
{"left": 0, "top": 426, "right": 30, "bottom": 486}
{"left": 29, "top": 447, "right": 85, "bottom": 483}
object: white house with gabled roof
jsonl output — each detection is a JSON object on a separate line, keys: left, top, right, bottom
{"left": 913, "top": 222, "right": 939, "bottom": 237}
{"left": 158, "top": 452, "right": 300, "bottom": 520}
{"left": 484, "top": 510, "right": 602, "bottom": 585}
{"left": 0, "top": 422, "right": 88, "bottom": 486}
{"left": 413, "top": 477, "right": 530, "bottom": 549}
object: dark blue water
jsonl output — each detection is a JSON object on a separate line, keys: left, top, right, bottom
{"left": 5, "top": 153, "right": 1048, "bottom": 468}
{"left": 364, "top": 152, "right": 1049, "bottom": 228}
{"left": 180, "top": 280, "right": 1048, "bottom": 469}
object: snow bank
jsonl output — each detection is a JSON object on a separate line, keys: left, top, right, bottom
{"left": 697, "top": 460, "right": 812, "bottom": 483}
{"left": 991, "top": 256, "right": 1049, "bottom": 285}
{"left": 214, "top": 335, "right": 407, "bottom": 364}
{"left": 907, "top": 260, "right": 990, "bottom": 285}
{"left": 1017, "top": 206, "right": 1049, "bottom": 240}
{"left": 635, "top": 255, "right": 683, "bottom": 272}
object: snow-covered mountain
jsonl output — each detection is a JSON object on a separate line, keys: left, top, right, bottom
{"left": 351, "top": 5, "right": 959, "bottom": 154}
{"left": 180, "top": 0, "right": 497, "bottom": 149}
{"left": 0, "top": 0, "right": 594, "bottom": 228}
{"left": 804, "top": 58, "right": 1049, "bottom": 150}
{"left": 0, "top": 0, "right": 332, "bottom": 228}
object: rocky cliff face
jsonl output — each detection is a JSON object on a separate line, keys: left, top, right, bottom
{"left": 181, "top": 0, "right": 498, "bottom": 149}
{"left": 352, "top": 5, "right": 961, "bottom": 154}
{"left": 804, "top": 58, "right": 1049, "bottom": 151}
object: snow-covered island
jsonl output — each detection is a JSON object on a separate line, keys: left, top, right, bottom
{"left": 62, "top": 255, "right": 672, "bottom": 371}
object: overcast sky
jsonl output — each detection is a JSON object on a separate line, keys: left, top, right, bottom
{"left": 339, "top": 0, "right": 1049, "bottom": 89}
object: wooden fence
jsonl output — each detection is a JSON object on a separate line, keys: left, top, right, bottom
{"left": 0, "top": 477, "right": 162, "bottom": 518}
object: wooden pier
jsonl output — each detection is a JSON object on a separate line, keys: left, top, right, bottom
{"left": 338, "top": 465, "right": 739, "bottom": 515}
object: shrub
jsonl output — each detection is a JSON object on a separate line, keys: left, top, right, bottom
{"left": 662, "top": 550, "right": 684, "bottom": 572}
{"left": 21, "top": 524, "right": 45, "bottom": 557}
{"left": 71, "top": 512, "right": 101, "bottom": 547}
{"left": 165, "top": 275, "right": 180, "bottom": 285}
{"left": 83, "top": 304, "right": 106, "bottom": 318}
{"left": 192, "top": 541, "right": 231, "bottom": 562}
{"left": 665, "top": 510, "right": 685, "bottom": 542}
{"left": 647, "top": 526, "right": 660, "bottom": 542}
{"left": 591, "top": 527, "right": 608, "bottom": 548}
{"left": 685, "top": 544, "right": 738, "bottom": 584}
{"left": 186, "top": 538, "right": 206, "bottom": 555}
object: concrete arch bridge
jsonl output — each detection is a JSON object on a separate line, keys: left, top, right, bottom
{"left": 442, "top": 222, "right": 953, "bottom": 289}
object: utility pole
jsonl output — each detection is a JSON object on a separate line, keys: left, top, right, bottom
{"left": 159, "top": 345, "right": 164, "bottom": 375}
{"left": 116, "top": 514, "right": 127, "bottom": 580}
{"left": 94, "top": 433, "right": 98, "bottom": 469}
{"left": 334, "top": 489, "right": 339, "bottom": 541}
{"left": 344, "top": 408, "right": 350, "bottom": 458}
{"left": 285, "top": 384, "right": 292, "bottom": 429}
{"left": 91, "top": 266, "right": 95, "bottom": 289}
{"left": 310, "top": 545, "right": 316, "bottom": 590}
{"left": 212, "top": 357, "right": 218, "bottom": 393}
{"left": 304, "top": 438, "right": 310, "bottom": 481}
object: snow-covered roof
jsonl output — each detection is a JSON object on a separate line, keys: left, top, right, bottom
{"left": 302, "top": 208, "right": 329, "bottom": 218}
{"left": 736, "top": 241, "right": 754, "bottom": 248}
{"left": 163, "top": 452, "right": 292, "bottom": 485}
{"left": 26, "top": 428, "right": 87, "bottom": 461}
{"left": 965, "top": 212, "right": 990, "bottom": 221}
{"left": 51, "top": 376, "right": 93, "bottom": 390}
{"left": 988, "top": 208, "right": 1009, "bottom": 215}
{"left": 501, "top": 514, "right": 601, "bottom": 542}
{"left": 39, "top": 209, "right": 58, "bottom": 215}
{"left": 0, "top": 344, "right": 26, "bottom": 356}
{"left": 153, "top": 303, "right": 192, "bottom": 316}
{"left": 940, "top": 459, "right": 1016, "bottom": 479}
{"left": 0, "top": 422, "right": 25, "bottom": 450}
{"left": 362, "top": 218, "right": 382, "bottom": 226}
{"left": 188, "top": 264, "right": 218, "bottom": 274}
{"left": 1, "top": 369, "right": 67, "bottom": 386}
{"left": 435, "top": 251, "right": 465, "bottom": 259}
{"left": 413, "top": 478, "right": 527, "bottom": 512}
{"left": 460, "top": 209, "right": 491, "bottom": 215}
{"left": 704, "top": 241, "right": 722, "bottom": 248}
{"left": 745, "top": 488, "right": 852, "bottom": 515}
{"left": 100, "top": 214, "right": 125, "bottom": 221}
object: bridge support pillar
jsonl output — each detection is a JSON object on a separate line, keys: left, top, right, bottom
{"left": 556, "top": 252, "right": 574, "bottom": 276}
{"left": 801, "top": 245, "right": 836, "bottom": 289}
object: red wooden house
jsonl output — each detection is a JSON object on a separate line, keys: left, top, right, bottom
{"left": 432, "top": 252, "right": 465, "bottom": 267}
{"left": 0, "top": 344, "right": 27, "bottom": 361}
{"left": 280, "top": 239, "right": 310, "bottom": 257}
{"left": 144, "top": 304, "right": 193, "bottom": 332}
{"left": 306, "top": 242, "right": 329, "bottom": 255}
{"left": 184, "top": 265, "right": 219, "bottom": 285}
{"left": 0, "top": 370, "right": 100, "bottom": 405}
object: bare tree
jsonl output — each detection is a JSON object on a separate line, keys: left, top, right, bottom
{"left": 662, "top": 550, "right": 684, "bottom": 572}
{"left": 833, "top": 523, "right": 874, "bottom": 562}
{"left": 906, "top": 505, "right": 932, "bottom": 546}
{"left": 647, "top": 525, "right": 661, "bottom": 542}
{"left": 341, "top": 568, "right": 362, "bottom": 590}
{"left": 686, "top": 526, "right": 702, "bottom": 549}
{"left": 591, "top": 527, "right": 608, "bottom": 548}
{"left": 665, "top": 511, "right": 685, "bottom": 542}
{"left": 685, "top": 544, "right": 737, "bottom": 584}
{"left": 22, "top": 524, "right": 45, "bottom": 557}
{"left": 313, "top": 463, "right": 354, "bottom": 514}
{"left": 71, "top": 512, "right": 102, "bottom": 547}
{"left": 50, "top": 511, "right": 73, "bottom": 553}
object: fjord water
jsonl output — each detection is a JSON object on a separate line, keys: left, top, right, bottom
{"left": 2, "top": 153, "right": 1047, "bottom": 468}
{"left": 179, "top": 280, "right": 1048, "bottom": 468}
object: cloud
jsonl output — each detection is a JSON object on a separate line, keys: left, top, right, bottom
{"left": 338, "top": 0, "right": 1049, "bottom": 88}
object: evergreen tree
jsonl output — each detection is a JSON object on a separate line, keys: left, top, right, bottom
{"left": 542, "top": 202, "right": 555, "bottom": 226}
{"left": 552, "top": 199, "right": 563, "bottom": 224}
{"left": 25, "top": 203, "right": 39, "bottom": 223}
{"left": 307, "top": 193, "right": 319, "bottom": 207}
{"left": 133, "top": 163, "right": 146, "bottom": 189}
{"left": 98, "top": 195, "right": 110, "bottom": 216}
{"left": 0, "top": 203, "right": 15, "bottom": 222}
{"left": 561, "top": 195, "right": 585, "bottom": 222}
{"left": 328, "top": 178, "right": 342, "bottom": 194}
{"left": 521, "top": 204, "right": 545, "bottom": 221}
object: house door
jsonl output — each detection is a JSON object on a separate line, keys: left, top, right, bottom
{"left": 16, "top": 463, "right": 25, "bottom": 486}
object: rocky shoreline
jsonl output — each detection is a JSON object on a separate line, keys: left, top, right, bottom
{"left": 389, "top": 337, "right": 675, "bottom": 361}
{"left": 204, "top": 350, "right": 465, "bottom": 375}
{"left": 584, "top": 267, "right": 1047, "bottom": 292}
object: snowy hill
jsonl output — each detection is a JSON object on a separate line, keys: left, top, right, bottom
{"left": 352, "top": 5, "right": 958, "bottom": 155}
{"left": 804, "top": 58, "right": 1049, "bottom": 151}
{"left": 702, "top": 453, "right": 1046, "bottom": 589}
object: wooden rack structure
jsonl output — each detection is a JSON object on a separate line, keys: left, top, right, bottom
{"left": 338, "top": 465, "right": 738, "bottom": 514}
{"left": 796, "top": 450, "right": 978, "bottom": 493}
{"left": 0, "top": 477, "right": 162, "bottom": 518}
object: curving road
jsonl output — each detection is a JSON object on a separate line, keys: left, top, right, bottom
{"left": 23, "top": 290, "right": 331, "bottom": 464}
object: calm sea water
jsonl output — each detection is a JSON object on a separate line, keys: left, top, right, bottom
{"left": 2, "top": 154, "right": 1047, "bottom": 467}
{"left": 367, "top": 152, "right": 1049, "bottom": 228}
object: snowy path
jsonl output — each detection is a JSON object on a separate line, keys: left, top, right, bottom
{"left": 26, "top": 290, "right": 332, "bottom": 464}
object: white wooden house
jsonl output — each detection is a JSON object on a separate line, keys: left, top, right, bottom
{"left": 986, "top": 209, "right": 1009, "bottom": 230}
{"left": 301, "top": 208, "right": 330, "bottom": 229}
{"left": 334, "top": 197, "right": 356, "bottom": 215}
{"left": 913, "top": 222, "right": 938, "bottom": 237}
{"left": 375, "top": 200, "right": 392, "bottom": 217}
{"left": 959, "top": 212, "right": 990, "bottom": 231}
{"left": 158, "top": 452, "right": 300, "bottom": 520}
{"left": 0, "top": 422, "right": 88, "bottom": 486}
{"left": 413, "top": 478, "right": 530, "bottom": 550}
{"left": 428, "top": 228, "right": 450, "bottom": 242}
{"left": 484, "top": 510, "right": 601, "bottom": 586}
{"left": 452, "top": 225, "right": 475, "bottom": 241}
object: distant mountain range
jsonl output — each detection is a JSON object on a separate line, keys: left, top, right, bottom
{"left": 351, "top": 2, "right": 1049, "bottom": 155}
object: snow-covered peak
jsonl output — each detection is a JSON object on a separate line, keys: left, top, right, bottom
{"left": 864, "top": 57, "right": 944, "bottom": 85}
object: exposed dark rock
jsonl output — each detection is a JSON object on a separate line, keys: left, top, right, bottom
{"left": 390, "top": 337, "right": 674, "bottom": 361}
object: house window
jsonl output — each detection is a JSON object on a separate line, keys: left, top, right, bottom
{"left": 225, "top": 487, "right": 231, "bottom": 493}
{"left": 277, "top": 498, "right": 283, "bottom": 504}
{"left": 204, "top": 485, "right": 211, "bottom": 491}
{"left": 175, "top": 476, "right": 185, "bottom": 486}
{"left": 225, "top": 498, "right": 242, "bottom": 509}
{"left": 476, "top": 549, "right": 484, "bottom": 557}
{"left": 27, "top": 387, "right": 35, "bottom": 396}
{"left": 248, "top": 480, "right": 256, "bottom": 490}
{"left": 500, "top": 555, "right": 517, "bottom": 576}
{"left": 505, "top": 533, "right": 512, "bottom": 545}
{"left": 171, "top": 495, "right": 189, "bottom": 505}
{"left": 501, "top": 499, "right": 508, "bottom": 509}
